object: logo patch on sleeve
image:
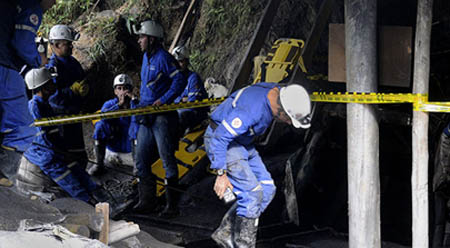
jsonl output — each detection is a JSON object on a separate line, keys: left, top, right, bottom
{"left": 30, "top": 14, "right": 39, "bottom": 26}
{"left": 231, "top": 118, "right": 242, "bottom": 129}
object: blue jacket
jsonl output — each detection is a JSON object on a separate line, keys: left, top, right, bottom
{"left": 46, "top": 54, "right": 85, "bottom": 114}
{"left": 24, "top": 95, "right": 65, "bottom": 166}
{"left": 209, "top": 82, "right": 278, "bottom": 170}
{"left": 138, "top": 47, "right": 186, "bottom": 107}
{"left": 94, "top": 98, "right": 132, "bottom": 153}
{"left": 0, "top": 0, "right": 42, "bottom": 71}
{"left": 174, "top": 70, "right": 206, "bottom": 103}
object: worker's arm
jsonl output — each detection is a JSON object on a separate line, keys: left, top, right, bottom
{"left": 157, "top": 59, "right": 186, "bottom": 105}
{"left": 12, "top": 3, "right": 42, "bottom": 68}
{"left": 186, "top": 73, "right": 205, "bottom": 102}
{"left": 209, "top": 108, "right": 254, "bottom": 171}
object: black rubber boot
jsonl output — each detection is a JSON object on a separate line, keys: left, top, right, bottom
{"left": 132, "top": 177, "right": 158, "bottom": 213}
{"left": 87, "top": 141, "right": 106, "bottom": 176}
{"left": 211, "top": 202, "right": 237, "bottom": 248}
{"left": 158, "top": 177, "right": 180, "bottom": 218}
{"left": 233, "top": 216, "right": 258, "bottom": 248}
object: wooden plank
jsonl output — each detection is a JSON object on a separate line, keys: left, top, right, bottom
{"left": 329, "top": 24, "right": 412, "bottom": 87}
{"left": 231, "top": 0, "right": 281, "bottom": 92}
{"left": 169, "top": 0, "right": 197, "bottom": 53}
{"left": 96, "top": 202, "right": 110, "bottom": 245}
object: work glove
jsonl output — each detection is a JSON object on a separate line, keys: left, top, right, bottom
{"left": 70, "top": 80, "right": 90, "bottom": 97}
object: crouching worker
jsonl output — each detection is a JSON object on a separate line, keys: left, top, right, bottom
{"left": 20, "top": 68, "right": 107, "bottom": 204}
{"left": 205, "top": 83, "right": 311, "bottom": 247}
{"left": 88, "top": 74, "right": 137, "bottom": 176}
{"left": 171, "top": 45, "right": 207, "bottom": 135}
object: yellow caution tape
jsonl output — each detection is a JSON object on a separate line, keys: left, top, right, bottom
{"left": 310, "top": 92, "right": 428, "bottom": 104}
{"left": 33, "top": 91, "right": 450, "bottom": 127}
{"left": 34, "top": 98, "right": 225, "bottom": 127}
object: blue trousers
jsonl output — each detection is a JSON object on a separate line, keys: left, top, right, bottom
{"left": 204, "top": 126, "right": 276, "bottom": 218}
{"left": 0, "top": 66, "right": 36, "bottom": 152}
{"left": 93, "top": 119, "right": 132, "bottom": 153}
{"left": 135, "top": 113, "right": 178, "bottom": 179}
{"left": 40, "top": 159, "right": 98, "bottom": 202}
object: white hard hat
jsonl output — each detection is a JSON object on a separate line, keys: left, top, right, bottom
{"left": 133, "top": 20, "right": 164, "bottom": 39}
{"left": 172, "top": 46, "right": 189, "bottom": 60}
{"left": 49, "top": 24, "right": 80, "bottom": 42}
{"left": 113, "top": 74, "right": 133, "bottom": 88}
{"left": 279, "top": 84, "right": 311, "bottom": 129}
{"left": 25, "top": 68, "right": 57, "bottom": 90}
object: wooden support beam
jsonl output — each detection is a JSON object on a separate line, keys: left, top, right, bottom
{"left": 231, "top": 0, "right": 281, "bottom": 92}
{"left": 411, "top": 0, "right": 433, "bottom": 247}
{"left": 301, "top": 0, "right": 334, "bottom": 69}
{"left": 169, "top": 0, "right": 197, "bottom": 53}
{"left": 95, "top": 202, "right": 110, "bottom": 245}
{"left": 345, "top": 0, "right": 380, "bottom": 247}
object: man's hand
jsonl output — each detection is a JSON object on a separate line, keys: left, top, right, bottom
{"left": 214, "top": 174, "right": 233, "bottom": 199}
{"left": 152, "top": 99, "right": 162, "bottom": 106}
{"left": 70, "top": 80, "right": 89, "bottom": 97}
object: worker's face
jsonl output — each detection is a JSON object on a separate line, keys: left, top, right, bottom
{"left": 40, "top": 0, "right": 56, "bottom": 12}
{"left": 41, "top": 82, "right": 56, "bottom": 100}
{"left": 275, "top": 109, "right": 292, "bottom": 125}
{"left": 177, "top": 59, "right": 188, "bottom": 71}
{"left": 114, "top": 85, "right": 131, "bottom": 97}
{"left": 52, "top": 40, "right": 73, "bottom": 57}
{"left": 138, "top": 35, "right": 152, "bottom": 52}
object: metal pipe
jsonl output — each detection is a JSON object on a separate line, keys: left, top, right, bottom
{"left": 412, "top": 0, "right": 433, "bottom": 247}
{"left": 344, "top": 0, "right": 380, "bottom": 247}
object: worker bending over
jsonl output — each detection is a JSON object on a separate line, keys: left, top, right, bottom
{"left": 205, "top": 83, "right": 311, "bottom": 247}
{"left": 22, "top": 68, "right": 106, "bottom": 204}
{"left": 46, "top": 24, "right": 89, "bottom": 171}
{"left": 0, "top": 0, "right": 56, "bottom": 179}
{"left": 88, "top": 74, "right": 137, "bottom": 175}
{"left": 132, "top": 20, "right": 186, "bottom": 217}
{"left": 171, "top": 45, "right": 207, "bottom": 135}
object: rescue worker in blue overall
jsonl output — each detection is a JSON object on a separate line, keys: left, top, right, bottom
{"left": 46, "top": 24, "right": 89, "bottom": 170}
{"left": 22, "top": 68, "right": 104, "bottom": 203}
{"left": 171, "top": 45, "right": 208, "bottom": 135}
{"left": 88, "top": 74, "right": 137, "bottom": 176}
{"left": 205, "top": 83, "right": 311, "bottom": 247}
{"left": 132, "top": 20, "right": 186, "bottom": 217}
{"left": 0, "top": 0, "right": 56, "bottom": 179}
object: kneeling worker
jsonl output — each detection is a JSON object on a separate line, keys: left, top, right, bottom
{"left": 22, "top": 68, "right": 105, "bottom": 204}
{"left": 205, "top": 82, "right": 311, "bottom": 247}
{"left": 88, "top": 74, "right": 137, "bottom": 175}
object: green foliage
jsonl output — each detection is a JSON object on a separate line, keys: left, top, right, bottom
{"left": 40, "top": 0, "right": 95, "bottom": 35}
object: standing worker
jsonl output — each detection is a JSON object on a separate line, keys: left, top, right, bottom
{"left": 0, "top": 0, "right": 56, "bottom": 179}
{"left": 205, "top": 83, "right": 311, "bottom": 247}
{"left": 88, "top": 74, "right": 137, "bottom": 176}
{"left": 171, "top": 45, "right": 207, "bottom": 135}
{"left": 46, "top": 24, "right": 89, "bottom": 170}
{"left": 132, "top": 20, "right": 186, "bottom": 217}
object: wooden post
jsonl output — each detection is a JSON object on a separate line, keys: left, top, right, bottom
{"left": 169, "top": 0, "right": 197, "bottom": 53}
{"left": 96, "top": 202, "right": 110, "bottom": 245}
{"left": 412, "top": 0, "right": 433, "bottom": 247}
{"left": 345, "top": 0, "right": 380, "bottom": 247}
{"left": 230, "top": 0, "right": 281, "bottom": 92}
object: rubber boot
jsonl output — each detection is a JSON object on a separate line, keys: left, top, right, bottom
{"left": 158, "top": 177, "right": 180, "bottom": 218}
{"left": 211, "top": 202, "right": 237, "bottom": 248}
{"left": 87, "top": 141, "right": 106, "bottom": 176}
{"left": 132, "top": 177, "right": 158, "bottom": 213}
{"left": 233, "top": 216, "right": 258, "bottom": 248}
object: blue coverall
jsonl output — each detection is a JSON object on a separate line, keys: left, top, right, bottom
{"left": 93, "top": 98, "right": 134, "bottom": 153}
{"left": 46, "top": 53, "right": 87, "bottom": 160}
{"left": 204, "top": 82, "right": 277, "bottom": 218}
{"left": 24, "top": 95, "right": 97, "bottom": 202}
{"left": 134, "top": 47, "right": 185, "bottom": 179}
{"left": 174, "top": 70, "right": 207, "bottom": 131}
{"left": 0, "top": 0, "right": 42, "bottom": 152}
